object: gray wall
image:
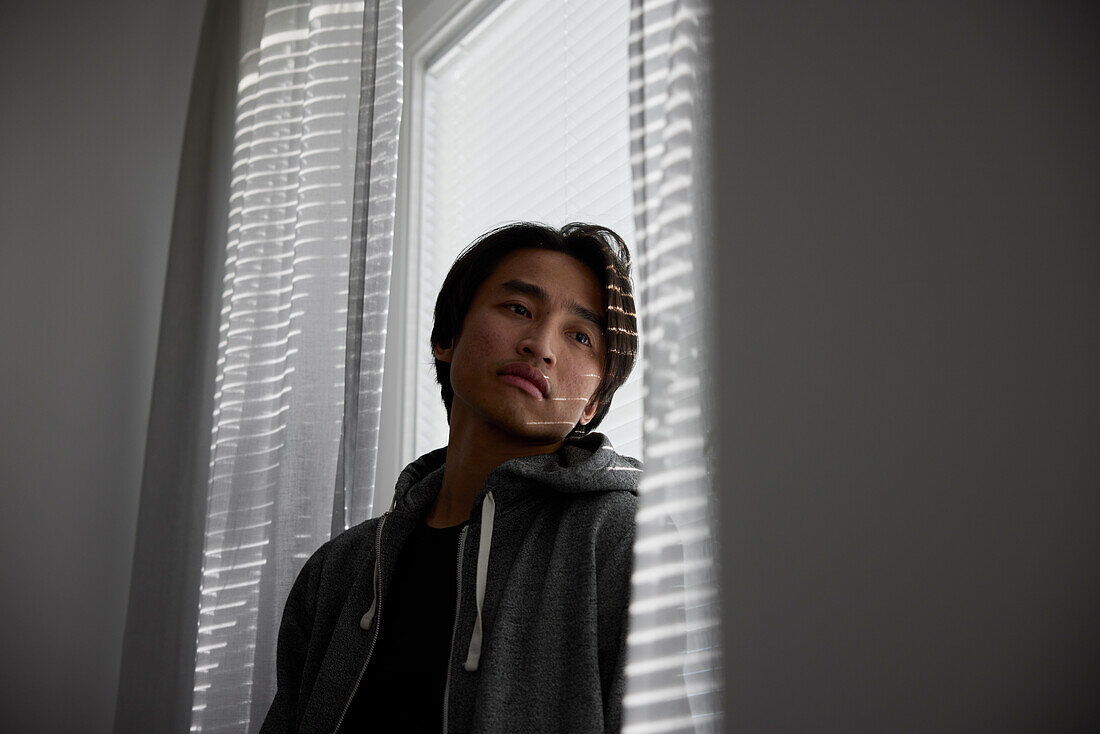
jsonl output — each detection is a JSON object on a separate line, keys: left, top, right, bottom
{"left": 1, "top": 1, "right": 1096, "bottom": 732}
{"left": 714, "top": 2, "right": 1099, "bottom": 732}
{"left": 0, "top": 0, "right": 206, "bottom": 731}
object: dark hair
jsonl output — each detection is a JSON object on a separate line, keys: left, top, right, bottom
{"left": 430, "top": 222, "right": 638, "bottom": 435}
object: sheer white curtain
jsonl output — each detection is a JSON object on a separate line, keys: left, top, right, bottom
{"left": 190, "top": 0, "right": 402, "bottom": 730}
{"left": 624, "top": 0, "right": 722, "bottom": 732}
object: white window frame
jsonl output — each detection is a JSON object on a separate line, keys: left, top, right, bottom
{"left": 375, "top": 0, "right": 506, "bottom": 515}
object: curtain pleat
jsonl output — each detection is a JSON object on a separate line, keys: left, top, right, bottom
{"left": 335, "top": 0, "right": 404, "bottom": 531}
{"left": 626, "top": 0, "right": 722, "bottom": 732}
{"left": 185, "top": 0, "right": 403, "bottom": 731}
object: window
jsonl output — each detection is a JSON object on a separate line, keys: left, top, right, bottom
{"left": 379, "top": 0, "right": 643, "bottom": 509}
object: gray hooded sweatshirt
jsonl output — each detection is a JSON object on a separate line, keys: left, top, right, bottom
{"left": 259, "top": 431, "right": 640, "bottom": 733}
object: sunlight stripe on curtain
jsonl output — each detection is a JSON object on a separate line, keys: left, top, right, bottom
{"left": 190, "top": 0, "right": 402, "bottom": 731}
{"left": 625, "top": 0, "right": 721, "bottom": 732}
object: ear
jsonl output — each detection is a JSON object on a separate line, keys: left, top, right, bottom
{"left": 433, "top": 342, "right": 454, "bottom": 363}
{"left": 578, "top": 397, "right": 600, "bottom": 426}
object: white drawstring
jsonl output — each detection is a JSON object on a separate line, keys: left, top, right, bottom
{"left": 463, "top": 491, "right": 495, "bottom": 671}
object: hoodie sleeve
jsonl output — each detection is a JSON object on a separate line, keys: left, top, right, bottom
{"left": 258, "top": 542, "right": 327, "bottom": 733}
{"left": 597, "top": 511, "right": 636, "bottom": 734}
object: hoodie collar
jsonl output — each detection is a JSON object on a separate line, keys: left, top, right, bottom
{"left": 389, "top": 432, "right": 641, "bottom": 520}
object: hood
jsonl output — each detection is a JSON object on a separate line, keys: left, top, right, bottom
{"left": 388, "top": 431, "right": 641, "bottom": 516}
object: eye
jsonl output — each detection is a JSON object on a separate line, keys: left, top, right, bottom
{"left": 505, "top": 303, "right": 530, "bottom": 317}
{"left": 573, "top": 331, "right": 592, "bottom": 346}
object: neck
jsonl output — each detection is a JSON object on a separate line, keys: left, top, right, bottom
{"left": 423, "top": 407, "right": 563, "bottom": 528}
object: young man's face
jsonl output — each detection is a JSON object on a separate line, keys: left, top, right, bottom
{"left": 434, "top": 248, "right": 607, "bottom": 445}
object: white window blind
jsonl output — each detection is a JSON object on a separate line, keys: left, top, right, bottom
{"left": 411, "top": 0, "right": 644, "bottom": 460}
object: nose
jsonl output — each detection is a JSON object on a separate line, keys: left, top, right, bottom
{"left": 517, "top": 322, "right": 555, "bottom": 366}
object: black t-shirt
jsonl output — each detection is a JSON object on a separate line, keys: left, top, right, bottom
{"left": 340, "top": 519, "right": 465, "bottom": 733}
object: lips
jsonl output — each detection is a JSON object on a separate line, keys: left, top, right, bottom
{"left": 498, "top": 362, "right": 549, "bottom": 399}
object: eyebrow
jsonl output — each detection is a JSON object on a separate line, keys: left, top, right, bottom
{"left": 499, "top": 279, "right": 606, "bottom": 331}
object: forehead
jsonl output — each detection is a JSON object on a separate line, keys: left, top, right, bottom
{"left": 479, "top": 248, "right": 604, "bottom": 310}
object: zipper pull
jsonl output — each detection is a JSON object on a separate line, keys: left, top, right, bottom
{"left": 360, "top": 597, "right": 377, "bottom": 631}
{"left": 359, "top": 515, "right": 386, "bottom": 631}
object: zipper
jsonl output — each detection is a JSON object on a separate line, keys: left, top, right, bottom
{"left": 331, "top": 513, "right": 388, "bottom": 734}
{"left": 441, "top": 525, "right": 469, "bottom": 734}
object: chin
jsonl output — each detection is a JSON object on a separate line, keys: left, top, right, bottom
{"left": 492, "top": 411, "right": 573, "bottom": 443}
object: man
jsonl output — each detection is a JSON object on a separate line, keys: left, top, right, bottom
{"left": 260, "top": 222, "right": 640, "bottom": 733}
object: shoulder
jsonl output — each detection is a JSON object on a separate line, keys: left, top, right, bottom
{"left": 557, "top": 491, "right": 637, "bottom": 561}
{"left": 567, "top": 489, "right": 636, "bottom": 527}
{"left": 299, "top": 514, "right": 383, "bottom": 587}
{"left": 326, "top": 514, "right": 383, "bottom": 554}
